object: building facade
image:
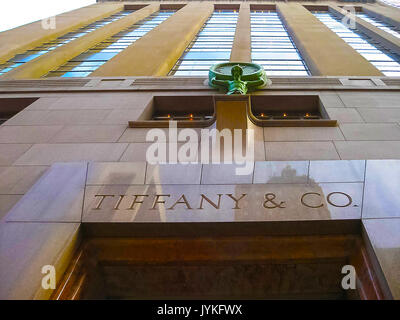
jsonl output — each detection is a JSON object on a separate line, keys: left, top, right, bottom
{"left": 0, "top": 0, "right": 400, "bottom": 300}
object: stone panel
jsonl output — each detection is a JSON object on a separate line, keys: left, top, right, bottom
{"left": 0, "top": 222, "right": 80, "bottom": 299}
{"left": 5, "top": 162, "right": 87, "bottom": 222}
{"left": 82, "top": 183, "right": 362, "bottom": 223}
{"left": 14, "top": 143, "right": 128, "bottom": 165}
{"left": 266, "top": 142, "right": 340, "bottom": 160}
{"left": 363, "top": 160, "right": 400, "bottom": 219}
{"left": 334, "top": 141, "right": 400, "bottom": 160}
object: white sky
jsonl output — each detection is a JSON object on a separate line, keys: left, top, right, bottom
{"left": 0, "top": 0, "right": 97, "bottom": 32}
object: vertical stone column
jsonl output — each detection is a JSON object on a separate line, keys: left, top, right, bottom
{"left": 3, "top": 5, "right": 160, "bottom": 79}
{"left": 363, "top": 4, "right": 400, "bottom": 26}
{"left": 216, "top": 99, "right": 248, "bottom": 133}
{"left": 91, "top": 2, "right": 214, "bottom": 77}
{"left": 215, "top": 98, "right": 250, "bottom": 163}
{"left": 0, "top": 3, "right": 124, "bottom": 65}
{"left": 230, "top": 3, "right": 251, "bottom": 62}
{"left": 329, "top": 5, "right": 400, "bottom": 57}
{"left": 276, "top": 3, "right": 382, "bottom": 76}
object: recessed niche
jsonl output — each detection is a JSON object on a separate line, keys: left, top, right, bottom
{"left": 248, "top": 95, "right": 337, "bottom": 127}
{"left": 0, "top": 97, "right": 38, "bottom": 125}
{"left": 128, "top": 96, "right": 215, "bottom": 128}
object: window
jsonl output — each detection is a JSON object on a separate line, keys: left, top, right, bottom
{"left": 356, "top": 12, "right": 400, "bottom": 39}
{"left": 251, "top": 11, "right": 309, "bottom": 76}
{"left": 46, "top": 10, "right": 175, "bottom": 77}
{"left": 0, "top": 10, "right": 133, "bottom": 76}
{"left": 0, "top": 98, "right": 39, "bottom": 124}
{"left": 379, "top": 0, "right": 400, "bottom": 9}
{"left": 169, "top": 10, "right": 239, "bottom": 76}
{"left": 313, "top": 12, "right": 400, "bottom": 77}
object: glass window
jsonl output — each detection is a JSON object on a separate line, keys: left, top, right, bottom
{"left": 379, "top": 0, "right": 400, "bottom": 9}
{"left": 169, "top": 10, "right": 239, "bottom": 76}
{"left": 0, "top": 10, "right": 133, "bottom": 76}
{"left": 313, "top": 12, "right": 400, "bottom": 77}
{"left": 251, "top": 11, "right": 309, "bottom": 76}
{"left": 356, "top": 12, "right": 400, "bottom": 39}
{"left": 46, "top": 10, "right": 175, "bottom": 77}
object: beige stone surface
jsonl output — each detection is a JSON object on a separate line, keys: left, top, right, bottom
{"left": 0, "top": 144, "right": 32, "bottom": 165}
{"left": 0, "top": 166, "right": 48, "bottom": 194}
{"left": 363, "top": 160, "right": 400, "bottom": 219}
{"left": 6, "top": 162, "right": 87, "bottom": 222}
{"left": 14, "top": 143, "right": 128, "bottom": 165}
{"left": 230, "top": 3, "right": 251, "bottom": 62}
{"left": 47, "top": 93, "right": 152, "bottom": 110}
{"left": 330, "top": 5, "right": 400, "bottom": 60}
{"left": 4, "top": 5, "right": 160, "bottom": 79}
{"left": 120, "top": 142, "right": 200, "bottom": 163}
{"left": 146, "top": 163, "right": 202, "bottom": 184}
{"left": 0, "top": 125, "right": 63, "bottom": 143}
{"left": 334, "top": 141, "right": 400, "bottom": 159}
{"left": 0, "top": 3, "right": 123, "bottom": 64}
{"left": 0, "top": 195, "right": 22, "bottom": 220}
{"left": 363, "top": 219, "right": 400, "bottom": 299}
{"left": 91, "top": 3, "right": 214, "bottom": 76}
{"left": 25, "top": 97, "right": 61, "bottom": 111}
{"left": 309, "top": 160, "right": 365, "bottom": 183}
{"left": 254, "top": 161, "right": 309, "bottom": 184}
{"left": 248, "top": 120, "right": 266, "bottom": 161}
{"left": 5, "top": 111, "right": 50, "bottom": 126}
{"left": 82, "top": 182, "right": 362, "bottom": 223}
{"left": 120, "top": 143, "right": 157, "bottom": 162}
{"left": 263, "top": 127, "right": 344, "bottom": 141}
{"left": 326, "top": 108, "right": 364, "bottom": 123}
{"left": 319, "top": 92, "right": 345, "bottom": 108}
{"left": 50, "top": 125, "right": 127, "bottom": 143}
{"left": 6, "top": 109, "right": 111, "bottom": 126}
{"left": 101, "top": 109, "right": 143, "bottom": 125}
{"left": 338, "top": 92, "right": 400, "bottom": 108}
{"left": 87, "top": 161, "right": 146, "bottom": 185}
{"left": 266, "top": 142, "right": 340, "bottom": 161}
{"left": 276, "top": 3, "right": 382, "bottom": 76}
{"left": 358, "top": 108, "right": 400, "bottom": 123}
{"left": 363, "top": 4, "right": 400, "bottom": 25}
{"left": 0, "top": 222, "right": 80, "bottom": 299}
{"left": 340, "top": 123, "right": 400, "bottom": 140}
{"left": 201, "top": 163, "right": 253, "bottom": 184}
{"left": 119, "top": 127, "right": 202, "bottom": 143}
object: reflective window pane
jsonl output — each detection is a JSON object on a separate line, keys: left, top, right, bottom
{"left": 0, "top": 10, "right": 133, "bottom": 76}
{"left": 313, "top": 12, "right": 400, "bottom": 77}
{"left": 169, "top": 10, "right": 238, "bottom": 76}
{"left": 251, "top": 11, "right": 309, "bottom": 76}
{"left": 46, "top": 10, "right": 175, "bottom": 77}
{"left": 357, "top": 12, "right": 400, "bottom": 39}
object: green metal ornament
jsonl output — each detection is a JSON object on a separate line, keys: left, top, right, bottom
{"left": 209, "top": 62, "right": 271, "bottom": 95}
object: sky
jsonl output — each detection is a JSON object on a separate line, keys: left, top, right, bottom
{"left": 0, "top": 0, "right": 96, "bottom": 32}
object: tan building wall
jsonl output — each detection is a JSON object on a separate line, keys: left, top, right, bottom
{"left": 1, "top": 1, "right": 399, "bottom": 78}
{"left": 1, "top": 1, "right": 400, "bottom": 300}
{"left": 2, "top": 4, "right": 161, "bottom": 79}
{"left": 91, "top": 2, "right": 214, "bottom": 77}
{"left": 0, "top": 2, "right": 125, "bottom": 65}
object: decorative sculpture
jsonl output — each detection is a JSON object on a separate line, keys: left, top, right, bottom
{"left": 209, "top": 62, "right": 271, "bottom": 95}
